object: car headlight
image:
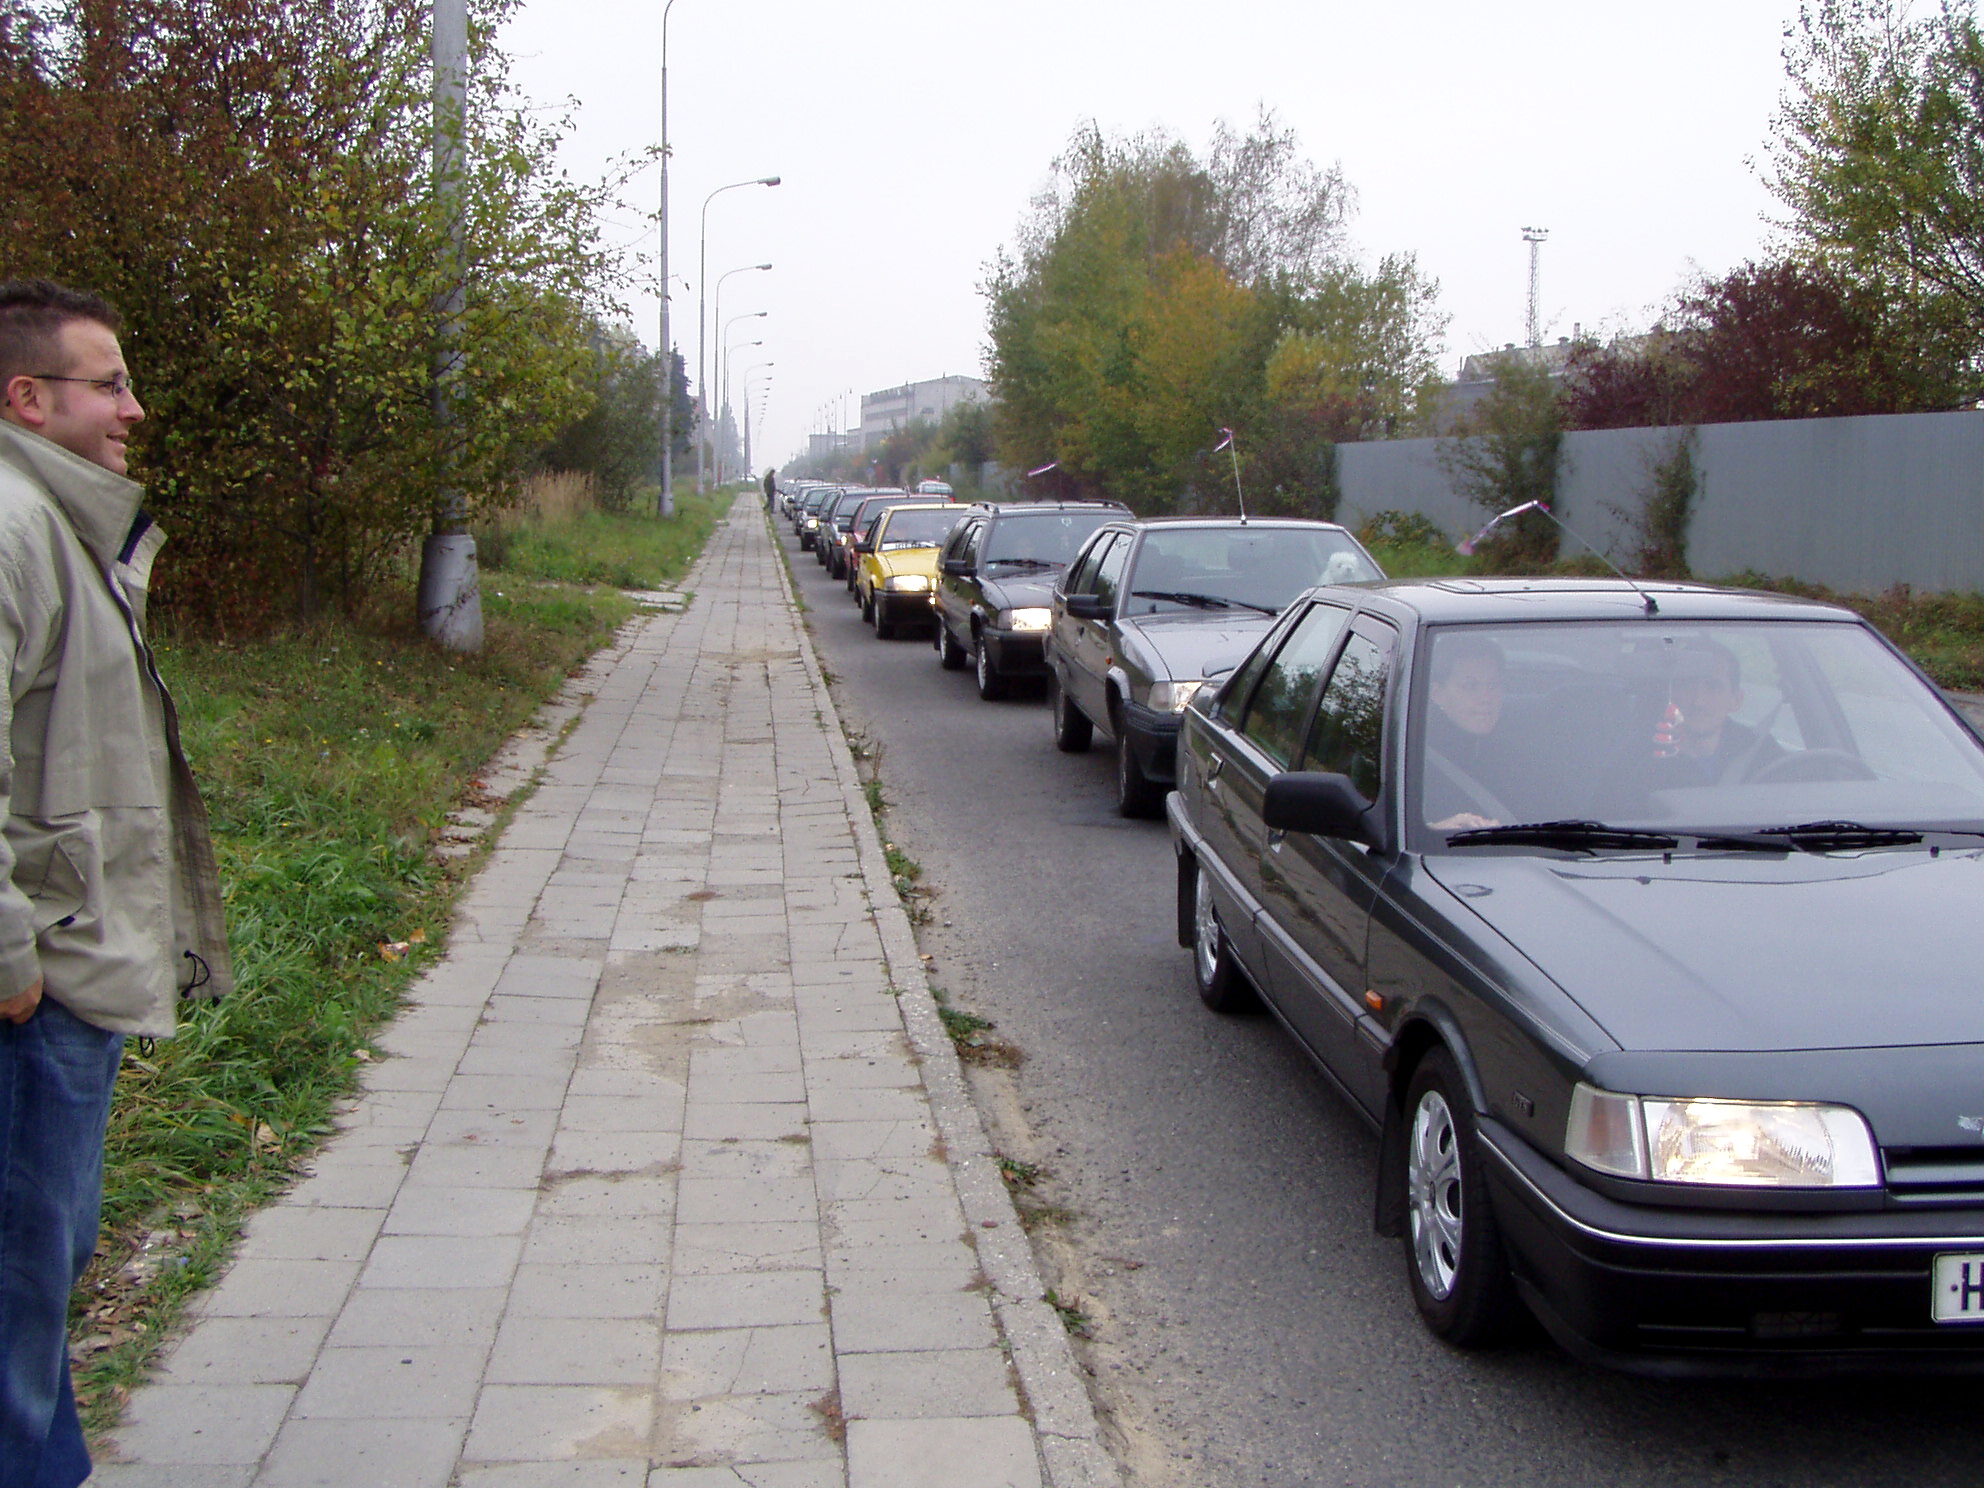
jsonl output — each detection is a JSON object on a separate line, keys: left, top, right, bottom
{"left": 1146, "top": 679, "right": 1205, "bottom": 712}
{"left": 1001, "top": 607, "right": 1052, "bottom": 632}
{"left": 1565, "top": 1084, "right": 1881, "bottom": 1188}
{"left": 884, "top": 574, "right": 931, "bottom": 592}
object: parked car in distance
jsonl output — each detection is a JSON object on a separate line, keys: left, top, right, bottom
{"left": 856, "top": 503, "right": 966, "bottom": 639}
{"left": 840, "top": 493, "right": 945, "bottom": 593}
{"left": 796, "top": 486, "right": 841, "bottom": 549}
{"left": 935, "top": 500, "right": 1130, "bottom": 700}
{"left": 916, "top": 478, "right": 954, "bottom": 497}
{"left": 819, "top": 488, "right": 885, "bottom": 571}
{"left": 1170, "top": 575, "right": 1984, "bottom": 1375}
{"left": 1048, "top": 517, "right": 1382, "bottom": 817}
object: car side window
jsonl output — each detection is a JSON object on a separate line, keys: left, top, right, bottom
{"left": 1237, "top": 603, "right": 1353, "bottom": 768}
{"left": 960, "top": 520, "right": 985, "bottom": 570}
{"left": 942, "top": 520, "right": 976, "bottom": 566}
{"left": 1302, "top": 622, "right": 1398, "bottom": 802}
{"left": 1065, "top": 532, "right": 1118, "bottom": 596}
{"left": 1092, "top": 534, "right": 1132, "bottom": 611}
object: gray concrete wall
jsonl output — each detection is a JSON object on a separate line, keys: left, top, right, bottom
{"left": 1335, "top": 409, "right": 1984, "bottom": 593}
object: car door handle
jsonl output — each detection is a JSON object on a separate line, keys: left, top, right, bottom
{"left": 1206, "top": 756, "right": 1224, "bottom": 784}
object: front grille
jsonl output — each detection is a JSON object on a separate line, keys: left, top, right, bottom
{"left": 1885, "top": 1147, "right": 1984, "bottom": 1204}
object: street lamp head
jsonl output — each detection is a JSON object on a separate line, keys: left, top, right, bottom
{"left": 753, "top": 263, "right": 772, "bottom": 271}
{"left": 759, "top": 176, "right": 781, "bottom": 187}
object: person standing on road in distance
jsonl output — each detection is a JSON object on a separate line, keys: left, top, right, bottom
{"left": 763, "top": 467, "right": 777, "bottom": 511}
{"left": 0, "top": 278, "right": 232, "bottom": 1488}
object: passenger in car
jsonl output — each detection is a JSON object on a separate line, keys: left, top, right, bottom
{"left": 1423, "top": 635, "right": 1519, "bottom": 831}
{"left": 1648, "top": 641, "right": 1785, "bottom": 787}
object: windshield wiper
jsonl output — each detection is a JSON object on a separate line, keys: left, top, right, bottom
{"left": 986, "top": 557, "right": 1057, "bottom": 572}
{"left": 1748, "top": 819, "right": 1924, "bottom": 850}
{"left": 1447, "top": 820, "right": 1680, "bottom": 851}
{"left": 1130, "top": 589, "right": 1277, "bottom": 615}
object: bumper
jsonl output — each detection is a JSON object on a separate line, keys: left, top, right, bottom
{"left": 1120, "top": 699, "right": 1182, "bottom": 786}
{"left": 982, "top": 627, "right": 1049, "bottom": 677}
{"left": 1479, "top": 1117, "right": 1984, "bottom": 1375}
{"left": 876, "top": 593, "right": 937, "bottom": 631}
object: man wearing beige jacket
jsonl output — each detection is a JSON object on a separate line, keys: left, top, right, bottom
{"left": 0, "top": 279, "right": 231, "bottom": 1488}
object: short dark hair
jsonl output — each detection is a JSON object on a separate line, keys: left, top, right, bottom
{"left": 0, "top": 279, "right": 122, "bottom": 389}
{"left": 1676, "top": 639, "right": 1741, "bottom": 689}
{"left": 1431, "top": 632, "right": 1505, "bottom": 685}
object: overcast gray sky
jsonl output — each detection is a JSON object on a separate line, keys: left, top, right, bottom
{"left": 499, "top": 0, "right": 1794, "bottom": 471}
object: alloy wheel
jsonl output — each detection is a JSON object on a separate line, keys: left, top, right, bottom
{"left": 1408, "top": 1088, "right": 1463, "bottom": 1302}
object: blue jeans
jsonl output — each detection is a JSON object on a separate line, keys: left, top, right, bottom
{"left": 0, "top": 998, "right": 123, "bottom": 1488}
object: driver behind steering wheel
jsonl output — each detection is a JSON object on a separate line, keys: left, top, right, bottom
{"left": 1650, "top": 640, "right": 1784, "bottom": 787}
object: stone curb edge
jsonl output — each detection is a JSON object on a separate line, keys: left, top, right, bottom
{"left": 765, "top": 509, "right": 1126, "bottom": 1488}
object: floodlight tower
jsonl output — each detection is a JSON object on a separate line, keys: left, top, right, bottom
{"left": 1522, "top": 226, "right": 1549, "bottom": 348}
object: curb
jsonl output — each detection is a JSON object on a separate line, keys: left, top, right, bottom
{"left": 765, "top": 512, "right": 1126, "bottom": 1488}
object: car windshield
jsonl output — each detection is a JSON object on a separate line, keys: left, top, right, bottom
{"left": 1124, "top": 526, "right": 1380, "bottom": 616}
{"left": 877, "top": 508, "right": 961, "bottom": 549}
{"left": 984, "top": 511, "right": 1119, "bottom": 568}
{"left": 1410, "top": 619, "right": 1984, "bottom": 846}
{"left": 856, "top": 501, "right": 913, "bottom": 538}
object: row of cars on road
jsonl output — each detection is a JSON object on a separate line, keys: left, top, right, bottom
{"left": 770, "top": 475, "right": 1984, "bottom": 1378}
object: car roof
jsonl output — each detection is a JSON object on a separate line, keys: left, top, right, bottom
{"left": 1316, "top": 577, "right": 1863, "bottom": 626}
{"left": 1106, "top": 515, "right": 1355, "bottom": 534}
{"left": 967, "top": 500, "right": 1130, "bottom": 517}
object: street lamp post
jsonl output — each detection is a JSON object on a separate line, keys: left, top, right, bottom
{"left": 657, "top": 0, "right": 681, "bottom": 518}
{"left": 710, "top": 261, "right": 771, "bottom": 438}
{"left": 745, "top": 361, "right": 773, "bottom": 472}
{"left": 698, "top": 175, "right": 779, "bottom": 491}
{"left": 719, "top": 324, "right": 763, "bottom": 483}
{"left": 417, "top": 0, "right": 483, "bottom": 651}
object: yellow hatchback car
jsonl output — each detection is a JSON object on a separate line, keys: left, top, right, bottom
{"left": 856, "top": 503, "right": 964, "bottom": 639}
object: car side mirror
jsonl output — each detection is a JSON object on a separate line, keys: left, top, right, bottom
{"left": 1263, "top": 772, "right": 1374, "bottom": 843}
{"left": 941, "top": 557, "right": 971, "bottom": 576}
{"left": 1064, "top": 593, "right": 1111, "bottom": 620}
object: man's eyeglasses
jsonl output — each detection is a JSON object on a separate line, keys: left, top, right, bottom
{"left": 31, "top": 371, "right": 135, "bottom": 399}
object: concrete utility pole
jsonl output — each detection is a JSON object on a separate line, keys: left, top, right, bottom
{"left": 1522, "top": 226, "right": 1549, "bottom": 349}
{"left": 417, "top": 0, "right": 484, "bottom": 651}
{"left": 657, "top": 0, "right": 681, "bottom": 517}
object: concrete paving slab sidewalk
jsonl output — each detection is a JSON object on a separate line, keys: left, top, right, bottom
{"left": 89, "top": 494, "right": 1120, "bottom": 1488}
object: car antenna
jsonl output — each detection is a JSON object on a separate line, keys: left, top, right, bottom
{"left": 1214, "top": 427, "right": 1247, "bottom": 523}
{"left": 1456, "top": 500, "right": 1660, "bottom": 615}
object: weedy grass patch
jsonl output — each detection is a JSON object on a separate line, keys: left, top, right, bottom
{"left": 78, "top": 498, "right": 724, "bottom": 1428}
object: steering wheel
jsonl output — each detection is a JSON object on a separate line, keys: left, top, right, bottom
{"left": 1749, "top": 748, "right": 1877, "bottom": 784}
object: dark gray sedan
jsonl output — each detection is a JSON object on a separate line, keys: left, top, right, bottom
{"left": 1169, "top": 576, "right": 1984, "bottom": 1375}
{"left": 1047, "top": 516, "right": 1381, "bottom": 817}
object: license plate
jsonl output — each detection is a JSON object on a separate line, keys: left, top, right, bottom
{"left": 1932, "top": 1253, "right": 1984, "bottom": 1323}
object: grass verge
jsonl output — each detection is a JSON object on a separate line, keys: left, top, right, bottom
{"left": 76, "top": 492, "right": 727, "bottom": 1430}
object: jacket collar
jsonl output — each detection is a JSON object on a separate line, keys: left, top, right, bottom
{"left": 0, "top": 418, "right": 146, "bottom": 570}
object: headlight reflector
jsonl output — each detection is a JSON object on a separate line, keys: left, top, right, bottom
{"left": 885, "top": 574, "right": 931, "bottom": 592}
{"left": 1566, "top": 1084, "right": 1880, "bottom": 1188}
{"left": 1003, "top": 607, "right": 1052, "bottom": 632}
{"left": 1146, "top": 679, "right": 1206, "bottom": 712}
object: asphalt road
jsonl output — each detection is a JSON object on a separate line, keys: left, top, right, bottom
{"left": 779, "top": 514, "right": 1984, "bottom": 1488}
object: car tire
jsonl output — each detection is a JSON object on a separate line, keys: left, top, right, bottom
{"left": 873, "top": 601, "right": 893, "bottom": 640}
{"left": 1051, "top": 676, "right": 1092, "bottom": 753}
{"left": 860, "top": 591, "right": 875, "bottom": 625}
{"left": 975, "top": 636, "right": 1008, "bottom": 700}
{"left": 1400, "top": 1047, "right": 1522, "bottom": 1348}
{"left": 938, "top": 621, "right": 968, "bottom": 671}
{"left": 1114, "top": 716, "right": 1164, "bottom": 819}
{"left": 1190, "top": 859, "right": 1257, "bottom": 1013}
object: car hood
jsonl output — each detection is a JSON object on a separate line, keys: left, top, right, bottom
{"left": 1120, "top": 612, "right": 1278, "bottom": 681}
{"left": 981, "top": 573, "right": 1059, "bottom": 610}
{"left": 1425, "top": 847, "right": 1984, "bottom": 1054}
